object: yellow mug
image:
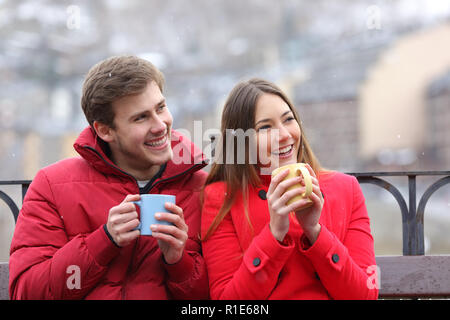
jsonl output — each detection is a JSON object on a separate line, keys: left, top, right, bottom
{"left": 271, "top": 163, "right": 313, "bottom": 207}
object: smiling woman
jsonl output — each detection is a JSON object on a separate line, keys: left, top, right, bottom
{"left": 202, "top": 78, "right": 321, "bottom": 242}
{"left": 200, "top": 78, "right": 378, "bottom": 300}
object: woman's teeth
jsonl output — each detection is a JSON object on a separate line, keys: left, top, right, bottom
{"left": 273, "top": 145, "right": 292, "bottom": 155}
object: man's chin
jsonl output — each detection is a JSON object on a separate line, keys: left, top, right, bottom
{"left": 149, "top": 148, "right": 173, "bottom": 165}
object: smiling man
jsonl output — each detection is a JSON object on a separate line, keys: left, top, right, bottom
{"left": 9, "top": 56, "right": 209, "bottom": 299}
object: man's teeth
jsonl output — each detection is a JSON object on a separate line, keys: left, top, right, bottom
{"left": 146, "top": 135, "right": 167, "bottom": 147}
{"left": 273, "top": 145, "right": 292, "bottom": 155}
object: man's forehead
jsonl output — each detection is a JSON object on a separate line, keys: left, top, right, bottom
{"left": 112, "top": 82, "right": 165, "bottom": 113}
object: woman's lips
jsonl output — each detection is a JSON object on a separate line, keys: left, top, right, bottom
{"left": 272, "top": 144, "right": 294, "bottom": 159}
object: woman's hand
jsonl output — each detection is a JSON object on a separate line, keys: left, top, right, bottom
{"left": 293, "top": 164, "right": 324, "bottom": 244}
{"left": 267, "top": 169, "right": 308, "bottom": 242}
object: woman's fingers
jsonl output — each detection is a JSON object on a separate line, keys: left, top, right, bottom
{"left": 267, "top": 169, "right": 290, "bottom": 196}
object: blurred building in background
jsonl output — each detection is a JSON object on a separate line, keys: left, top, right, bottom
{"left": 1, "top": 0, "right": 450, "bottom": 259}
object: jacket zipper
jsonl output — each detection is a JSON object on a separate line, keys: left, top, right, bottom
{"left": 145, "top": 162, "right": 205, "bottom": 193}
{"left": 83, "top": 145, "right": 205, "bottom": 192}
{"left": 83, "top": 146, "right": 139, "bottom": 186}
{"left": 83, "top": 145, "right": 205, "bottom": 299}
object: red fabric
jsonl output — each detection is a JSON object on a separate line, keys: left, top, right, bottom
{"left": 9, "top": 127, "right": 209, "bottom": 300}
{"left": 201, "top": 171, "right": 379, "bottom": 300}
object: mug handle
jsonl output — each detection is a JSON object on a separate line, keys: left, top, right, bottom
{"left": 132, "top": 200, "right": 142, "bottom": 231}
{"left": 297, "top": 166, "right": 313, "bottom": 198}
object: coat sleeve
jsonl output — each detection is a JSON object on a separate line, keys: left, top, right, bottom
{"left": 164, "top": 171, "right": 209, "bottom": 300}
{"left": 299, "top": 176, "right": 379, "bottom": 300}
{"left": 201, "top": 184, "right": 295, "bottom": 300}
{"left": 9, "top": 169, "right": 121, "bottom": 300}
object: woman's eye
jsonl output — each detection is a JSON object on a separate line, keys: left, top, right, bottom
{"left": 257, "top": 125, "right": 271, "bottom": 131}
{"left": 285, "top": 116, "right": 295, "bottom": 122}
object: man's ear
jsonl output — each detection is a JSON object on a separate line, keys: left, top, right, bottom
{"left": 93, "top": 121, "right": 114, "bottom": 143}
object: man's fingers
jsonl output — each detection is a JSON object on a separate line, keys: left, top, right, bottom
{"left": 152, "top": 232, "right": 185, "bottom": 249}
{"left": 116, "top": 230, "right": 141, "bottom": 246}
{"left": 122, "top": 194, "right": 140, "bottom": 204}
{"left": 109, "top": 207, "right": 138, "bottom": 224}
{"left": 115, "top": 218, "right": 140, "bottom": 234}
{"left": 109, "top": 201, "right": 138, "bottom": 216}
{"left": 155, "top": 211, "right": 187, "bottom": 232}
{"left": 165, "top": 202, "right": 183, "bottom": 218}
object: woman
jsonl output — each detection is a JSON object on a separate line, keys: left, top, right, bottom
{"left": 201, "top": 78, "right": 378, "bottom": 300}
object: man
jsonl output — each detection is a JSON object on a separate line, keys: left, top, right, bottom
{"left": 9, "top": 55, "right": 209, "bottom": 299}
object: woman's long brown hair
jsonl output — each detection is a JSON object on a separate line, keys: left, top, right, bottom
{"left": 202, "top": 78, "right": 322, "bottom": 241}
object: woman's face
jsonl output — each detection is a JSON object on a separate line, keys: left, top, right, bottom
{"left": 254, "top": 93, "right": 301, "bottom": 173}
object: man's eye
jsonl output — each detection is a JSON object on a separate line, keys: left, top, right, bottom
{"left": 135, "top": 114, "right": 147, "bottom": 121}
{"left": 157, "top": 105, "right": 166, "bottom": 112}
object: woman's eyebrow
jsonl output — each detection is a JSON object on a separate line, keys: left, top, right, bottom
{"left": 255, "top": 111, "right": 291, "bottom": 126}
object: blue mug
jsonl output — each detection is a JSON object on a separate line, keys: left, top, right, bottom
{"left": 133, "top": 194, "right": 176, "bottom": 236}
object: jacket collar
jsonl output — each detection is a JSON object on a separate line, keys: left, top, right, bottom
{"left": 258, "top": 170, "right": 272, "bottom": 187}
{"left": 73, "top": 126, "right": 207, "bottom": 180}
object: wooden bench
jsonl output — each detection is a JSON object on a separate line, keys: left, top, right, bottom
{"left": 0, "top": 262, "right": 9, "bottom": 300}
{"left": 376, "top": 255, "right": 450, "bottom": 298}
{"left": 1, "top": 256, "right": 449, "bottom": 299}
{"left": 2, "top": 172, "right": 449, "bottom": 299}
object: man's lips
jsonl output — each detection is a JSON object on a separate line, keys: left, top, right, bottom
{"left": 144, "top": 134, "right": 169, "bottom": 150}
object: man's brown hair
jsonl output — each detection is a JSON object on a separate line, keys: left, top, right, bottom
{"left": 81, "top": 55, "right": 165, "bottom": 128}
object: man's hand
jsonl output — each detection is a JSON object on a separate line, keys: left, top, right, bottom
{"left": 106, "top": 194, "right": 141, "bottom": 247}
{"left": 150, "top": 202, "right": 188, "bottom": 265}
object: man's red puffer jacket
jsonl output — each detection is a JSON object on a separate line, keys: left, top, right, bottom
{"left": 9, "top": 127, "right": 209, "bottom": 300}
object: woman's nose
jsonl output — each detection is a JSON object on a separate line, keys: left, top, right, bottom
{"left": 276, "top": 124, "right": 291, "bottom": 141}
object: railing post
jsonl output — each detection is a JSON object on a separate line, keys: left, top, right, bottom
{"left": 407, "top": 175, "right": 419, "bottom": 255}
{"left": 21, "top": 183, "right": 29, "bottom": 202}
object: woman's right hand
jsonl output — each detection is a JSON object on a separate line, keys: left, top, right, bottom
{"left": 266, "top": 169, "right": 304, "bottom": 242}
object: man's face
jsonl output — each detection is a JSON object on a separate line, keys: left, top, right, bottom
{"left": 106, "top": 81, "right": 173, "bottom": 180}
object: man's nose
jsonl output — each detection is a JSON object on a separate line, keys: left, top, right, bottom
{"left": 150, "top": 115, "right": 167, "bottom": 135}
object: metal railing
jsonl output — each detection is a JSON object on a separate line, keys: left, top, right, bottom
{"left": 347, "top": 171, "right": 450, "bottom": 256}
{"left": 0, "top": 180, "right": 31, "bottom": 223}
{"left": 1, "top": 171, "right": 449, "bottom": 255}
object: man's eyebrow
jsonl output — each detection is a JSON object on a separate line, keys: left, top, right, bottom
{"left": 155, "top": 98, "right": 166, "bottom": 107}
{"left": 129, "top": 99, "right": 166, "bottom": 119}
{"left": 255, "top": 110, "right": 292, "bottom": 126}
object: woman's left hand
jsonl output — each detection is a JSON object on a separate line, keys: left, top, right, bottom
{"left": 293, "top": 164, "right": 324, "bottom": 245}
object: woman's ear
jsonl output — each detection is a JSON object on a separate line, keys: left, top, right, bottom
{"left": 93, "top": 121, "right": 114, "bottom": 143}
